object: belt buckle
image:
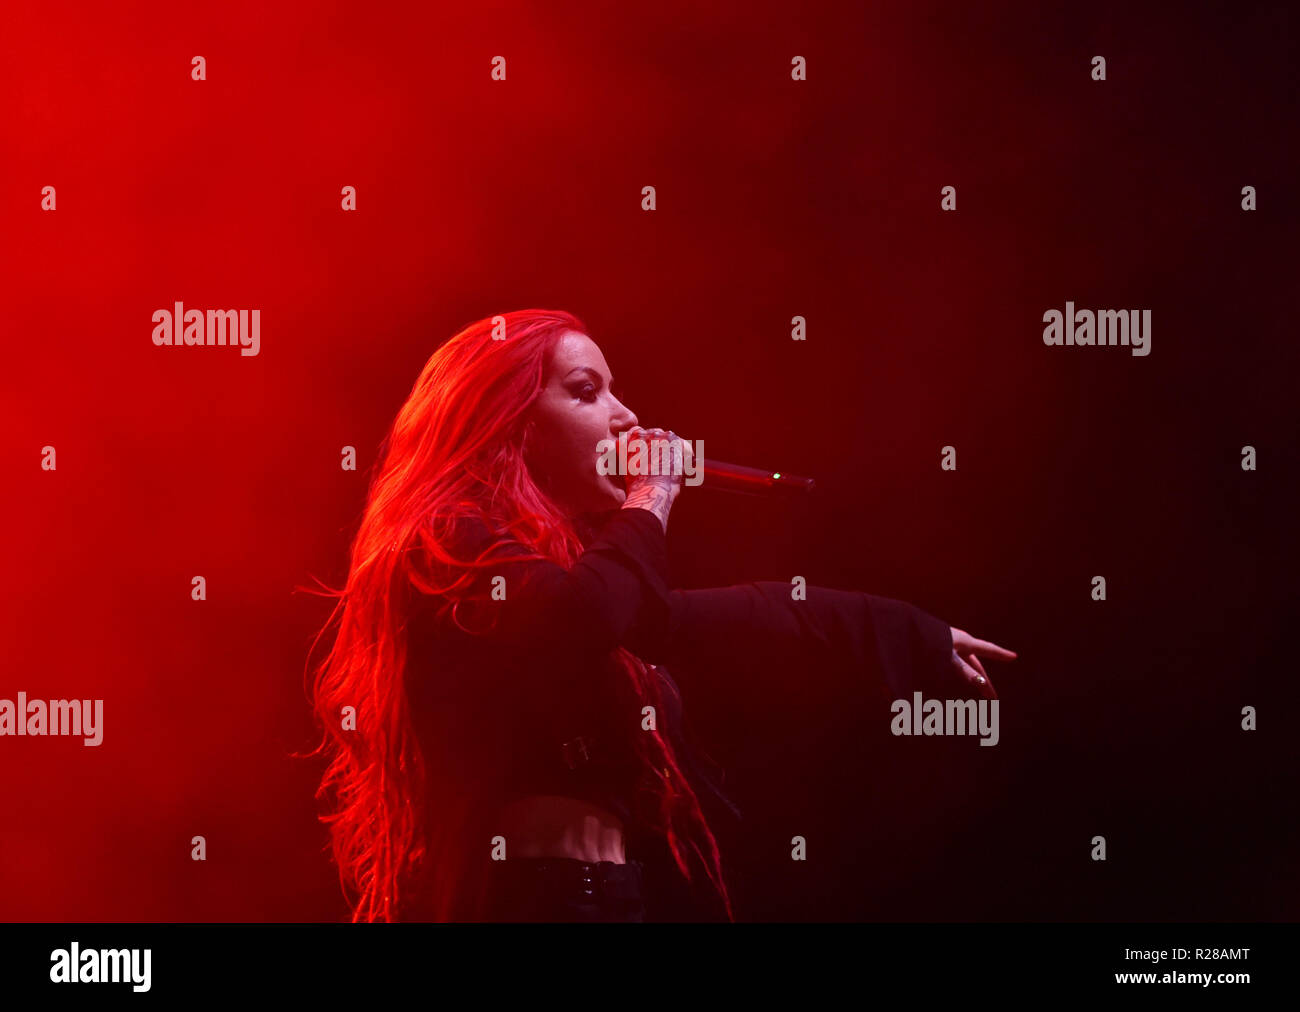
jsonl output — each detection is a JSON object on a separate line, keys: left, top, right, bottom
{"left": 561, "top": 735, "right": 595, "bottom": 770}
{"left": 577, "top": 860, "right": 597, "bottom": 899}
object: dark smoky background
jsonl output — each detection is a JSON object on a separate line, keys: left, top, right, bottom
{"left": 3, "top": 0, "right": 1294, "bottom": 920}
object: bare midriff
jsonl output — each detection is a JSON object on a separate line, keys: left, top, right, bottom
{"left": 495, "top": 794, "right": 627, "bottom": 863}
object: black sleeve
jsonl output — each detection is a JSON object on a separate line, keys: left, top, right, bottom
{"left": 437, "top": 508, "right": 957, "bottom": 705}
{"left": 442, "top": 506, "right": 672, "bottom": 670}
{"left": 624, "top": 580, "right": 958, "bottom": 705}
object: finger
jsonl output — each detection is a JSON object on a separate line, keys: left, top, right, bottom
{"left": 954, "top": 652, "right": 997, "bottom": 701}
{"left": 968, "top": 638, "right": 1017, "bottom": 661}
{"left": 953, "top": 653, "right": 981, "bottom": 686}
{"left": 965, "top": 653, "right": 989, "bottom": 680}
{"left": 637, "top": 428, "right": 664, "bottom": 453}
{"left": 668, "top": 436, "right": 682, "bottom": 480}
{"left": 659, "top": 430, "right": 680, "bottom": 479}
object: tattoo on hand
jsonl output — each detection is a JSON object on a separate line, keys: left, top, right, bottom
{"left": 623, "top": 483, "right": 673, "bottom": 531}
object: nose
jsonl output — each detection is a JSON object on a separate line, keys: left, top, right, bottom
{"left": 611, "top": 398, "right": 638, "bottom": 434}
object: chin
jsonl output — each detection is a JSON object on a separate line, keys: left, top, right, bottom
{"left": 570, "top": 484, "right": 624, "bottom": 520}
{"left": 593, "top": 491, "right": 626, "bottom": 512}
{"left": 597, "top": 476, "right": 627, "bottom": 506}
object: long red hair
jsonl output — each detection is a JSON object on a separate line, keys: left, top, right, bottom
{"left": 301, "top": 309, "right": 733, "bottom": 921}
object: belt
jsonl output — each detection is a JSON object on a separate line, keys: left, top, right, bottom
{"left": 495, "top": 858, "right": 644, "bottom": 902}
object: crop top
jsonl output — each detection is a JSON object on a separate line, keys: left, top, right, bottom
{"left": 402, "top": 506, "right": 958, "bottom": 848}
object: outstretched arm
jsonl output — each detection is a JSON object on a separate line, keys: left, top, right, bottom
{"left": 626, "top": 580, "right": 964, "bottom": 706}
{"left": 610, "top": 430, "right": 1015, "bottom": 701}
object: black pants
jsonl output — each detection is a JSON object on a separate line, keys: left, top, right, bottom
{"left": 483, "top": 858, "right": 646, "bottom": 922}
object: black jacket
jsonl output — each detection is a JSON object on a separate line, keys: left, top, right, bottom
{"left": 403, "top": 506, "right": 956, "bottom": 916}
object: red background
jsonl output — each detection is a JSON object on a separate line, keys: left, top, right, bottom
{"left": 2, "top": 0, "right": 1296, "bottom": 920}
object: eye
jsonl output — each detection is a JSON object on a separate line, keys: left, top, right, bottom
{"left": 576, "top": 384, "right": 599, "bottom": 402}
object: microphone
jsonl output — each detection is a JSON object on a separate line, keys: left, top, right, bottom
{"left": 699, "top": 458, "right": 816, "bottom": 497}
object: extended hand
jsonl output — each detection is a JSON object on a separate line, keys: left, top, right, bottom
{"left": 949, "top": 627, "right": 1016, "bottom": 700}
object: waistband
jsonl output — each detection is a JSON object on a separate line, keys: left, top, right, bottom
{"left": 492, "top": 858, "right": 644, "bottom": 902}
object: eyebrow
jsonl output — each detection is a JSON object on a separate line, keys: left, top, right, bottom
{"left": 564, "top": 366, "right": 615, "bottom": 388}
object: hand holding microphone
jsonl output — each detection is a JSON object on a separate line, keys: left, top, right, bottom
{"left": 620, "top": 426, "right": 692, "bottom": 530}
{"left": 618, "top": 425, "right": 815, "bottom": 530}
